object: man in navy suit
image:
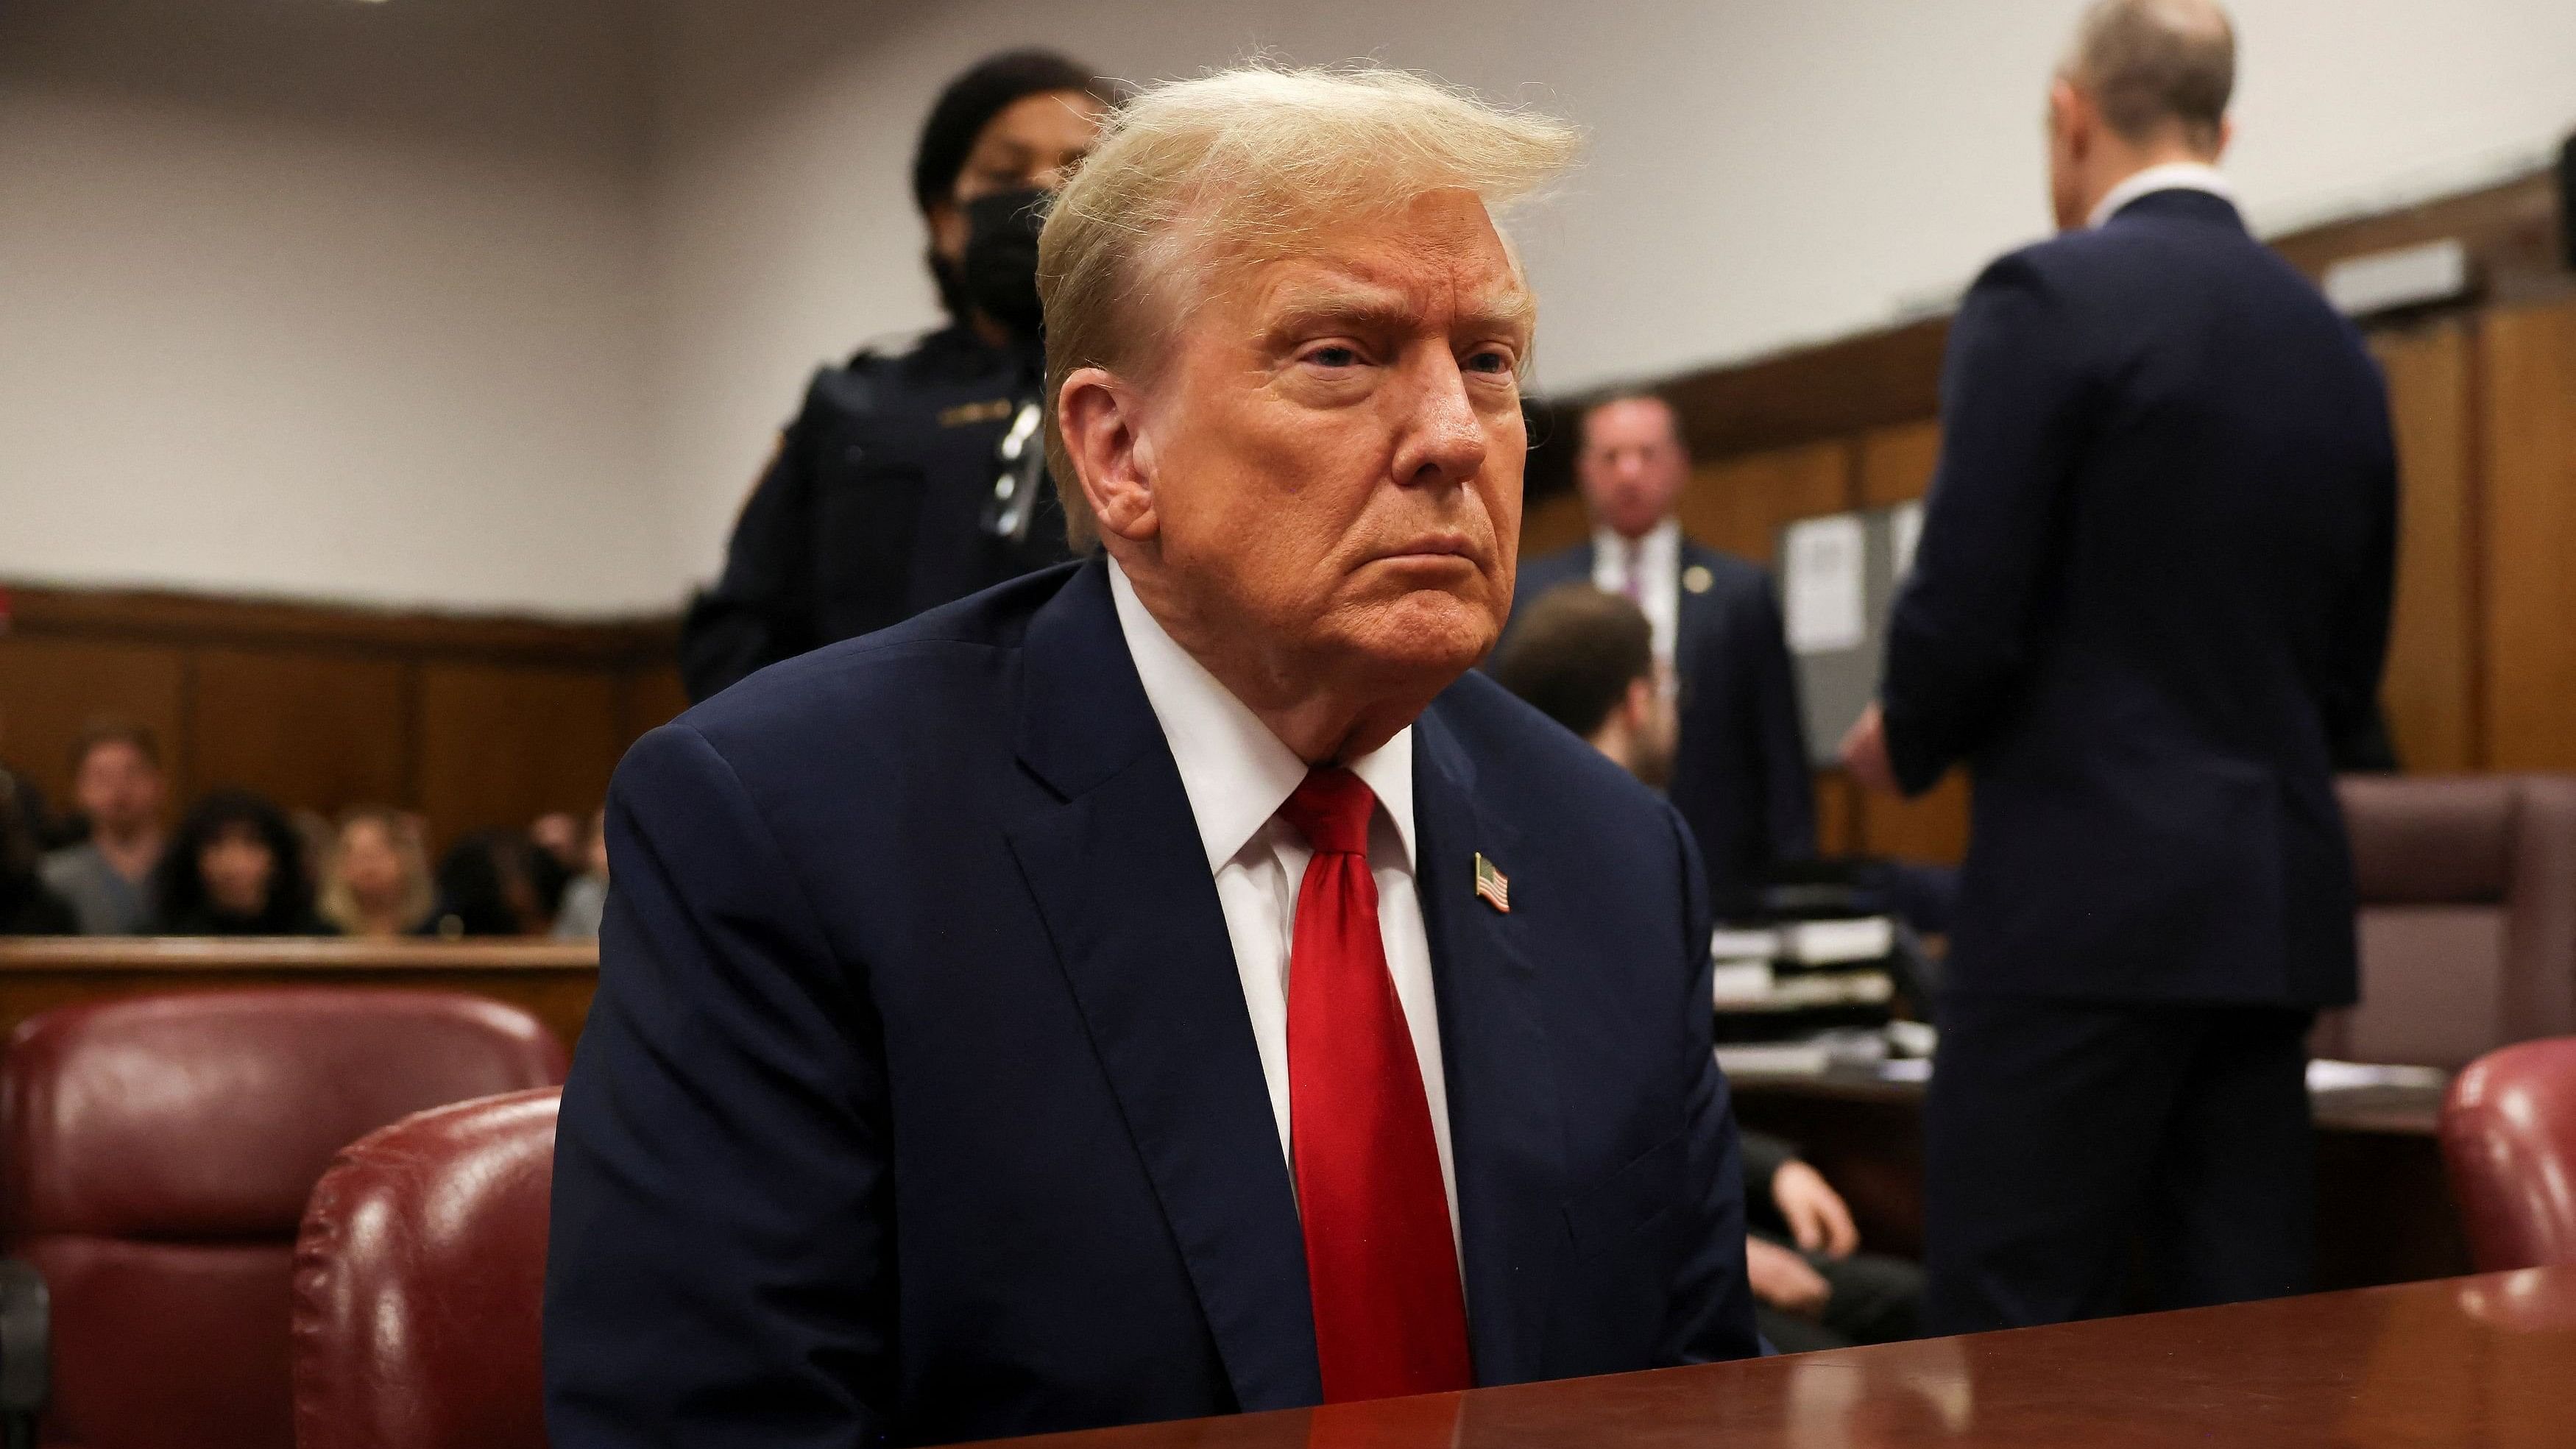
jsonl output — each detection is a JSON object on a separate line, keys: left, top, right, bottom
{"left": 1841, "top": 0, "right": 2396, "bottom": 1332}
{"left": 1510, "top": 395, "right": 1814, "bottom": 913}
{"left": 545, "top": 67, "right": 1757, "bottom": 1447}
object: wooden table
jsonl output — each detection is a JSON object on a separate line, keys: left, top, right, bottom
{"left": 970, "top": 1265, "right": 2576, "bottom": 1448}
{"left": 0, "top": 938, "right": 600, "bottom": 1050}
{"left": 1730, "top": 1064, "right": 2472, "bottom": 1291}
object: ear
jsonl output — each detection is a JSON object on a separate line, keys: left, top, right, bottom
{"left": 2211, "top": 114, "right": 2235, "bottom": 163}
{"left": 1619, "top": 676, "right": 1658, "bottom": 734}
{"left": 1058, "top": 366, "right": 1160, "bottom": 542}
{"left": 2048, "top": 77, "right": 2089, "bottom": 157}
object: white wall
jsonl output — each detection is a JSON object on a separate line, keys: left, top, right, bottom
{"left": 650, "top": 0, "right": 2576, "bottom": 584}
{"left": 0, "top": 0, "right": 671, "bottom": 616}
{"left": 5, "top": 1, "right": 2572, "bottom": 612}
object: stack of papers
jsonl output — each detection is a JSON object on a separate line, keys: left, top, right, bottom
{"left": 2305, "top": 1060, "right": 2449, "bottom": 1093}
{"left": 1713, "top": 918, "right": 1899, "bottom": 966}
{"left": 1717, "top": 1030, "right": 1892, "bottom": 1078}
{"left": 1710, "top": 927, "right": 1780, "bottom": 962}
{"left": 1781, "top": 917, "right": 1896, "bottom": 965}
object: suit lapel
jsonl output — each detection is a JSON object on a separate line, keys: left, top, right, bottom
{"left": 1004, "top": 562, "right": 1321, "bottom": 1411}
{"left": 1411, "top": 704, "right": 1563, "bottom": 1385}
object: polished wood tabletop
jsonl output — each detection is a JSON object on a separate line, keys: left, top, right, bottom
{"left": 969, "top": 1266, "right": 2576, "bottom": 1448}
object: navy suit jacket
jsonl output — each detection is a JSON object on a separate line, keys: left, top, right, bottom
{"left": 1509, "top": 540, "right": 1816, "bottom": 911}
{"left": 1881, "top": 190, "right": 2396, "bottom": 1007}
{"left": 545, "top": 559, "right": 1758, "bottom": 1447}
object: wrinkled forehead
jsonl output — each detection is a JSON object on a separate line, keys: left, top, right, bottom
{"left": 1144, "top": 188, "right": 1535, "bottom": 361}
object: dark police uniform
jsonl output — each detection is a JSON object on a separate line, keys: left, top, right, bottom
{"left": 680, "top": 325, "right": 1072, "bottom": 701}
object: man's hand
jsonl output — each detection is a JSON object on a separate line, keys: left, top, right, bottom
{"left": 1838, "top": 702, "right": 1900, "bottom": 796}
{"left": 1771, "top": 1160, "right": 1860, "bottom": 1259}
{"left": 1745, "top": 1237, "right": 1831, "bottom": 1319}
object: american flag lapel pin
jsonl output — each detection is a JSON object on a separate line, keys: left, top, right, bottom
{"left": 1473, "top": 852, "right": 1510, "bottom": 914}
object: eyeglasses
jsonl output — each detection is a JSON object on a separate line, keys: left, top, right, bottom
{"left": 981, "top": 400, "right": 1047, "bottom": 542}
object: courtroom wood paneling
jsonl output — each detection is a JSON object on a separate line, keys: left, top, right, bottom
{"left": 1857, "top": 421, "right": 1941, "bottom": 506}
{"left": 2268, "top": 170, "right": 2569, "bottom": 311}
{"left": 2, "top": 581, "right": 682, "bottom": 851}
{"left": 1855, "top": 421, "right": 1970, "bottom": 862}
{"left": 1811, "top": 770, "right": 1858, "bottom": 860}
{"left": 2480, "top": 300, "right": 2576, "bottom": 770}
{"left": 618, "top": 665, "right": 693, "bottom": 744}
{"left": 1859, "top": 772, "right": 1972, "bottom": 865}
{"left": 0, "top": 636, "right": 188, "bottom": 807}
{"left": 1660, "top": 319, "right": 1950, "bottom": 464}
{"left": 2374, "top": 322, "right": 2480, "bottom": 773}
{"left": 1626, "top": 171, "right": 2561, "bottom": 489}
{"left": 1682, "top": 442, "right": 1854, "bottom": 567}
{"left": 2, "top": 584, "right": 675, "bottom": 665}
{"left": 0, "top": 938, "right": 598, "bottom": 1054}
{"left": 1515, "top": 489, "right": 1592, "bottom": 569}
{"left": 419, "top": 663, "right": 626, "bottom": 843}
{"left": 188, "top": 646, "right": 411, "bottom": 815}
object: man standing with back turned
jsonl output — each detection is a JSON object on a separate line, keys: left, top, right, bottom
{"left": 1841, "top": 0, "right": 2396, "bottom": 1331}
{"left": 548, "top": 67, "right": 1756, "bottom": 1446}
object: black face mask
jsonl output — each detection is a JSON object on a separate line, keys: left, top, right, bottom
{"left": 959, "top": 187, "right": 1049, "bottom": 337}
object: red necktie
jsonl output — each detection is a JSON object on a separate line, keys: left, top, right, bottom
{"left": 1278, "top": 768, "right": 1472, "bottom": 1403}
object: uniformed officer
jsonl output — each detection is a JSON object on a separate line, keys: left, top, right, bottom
{"left": 681, "top": 50, "right": 1117, "bottom": 701}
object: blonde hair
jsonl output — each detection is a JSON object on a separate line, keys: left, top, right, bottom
{"left": 318, "top": 806, "right": 434, "bottom": 937}
{"left": 1038, "top": 63, "right": 1581, "bottom": 548}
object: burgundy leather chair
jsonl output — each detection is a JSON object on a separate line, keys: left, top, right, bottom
{"left": 2313, "top": 775, "right": 2576, "bottom": 1068}
{"left": 291, "top": 1088, "right": 557, "bottom": 1449}
{"left": 2441, "top": 1037, "right": 2576, "bottom": 1272}
{"left": 0, "top": 991, "right": 567, "bottom": 1449}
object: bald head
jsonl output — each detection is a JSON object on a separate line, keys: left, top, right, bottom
{"left": 2046, "top": 0, "right": 2236, "bottom": 230}
{"left": 2064, "top": 0, "right": 2235, "bottom": 153}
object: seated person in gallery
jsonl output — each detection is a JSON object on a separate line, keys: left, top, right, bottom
{"left": 150, "top": 789, "right": 328, "bottom": 936}
{"left": 1493, "top": 582, "right": 1925, "bottom": 1352}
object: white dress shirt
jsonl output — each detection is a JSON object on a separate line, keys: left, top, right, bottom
{"left": 2088, "top": 160, "right": 2234, "bottom": 230}
{"left": 1590, "top": 517, "right": 1682, "bottom": 662}
{"left": 1106, "top": 559, "right": 1461, "bottom": 1252}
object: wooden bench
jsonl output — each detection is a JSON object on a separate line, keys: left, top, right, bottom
{"left": 0, "top": 938, "right": 599, "bottom": 1052}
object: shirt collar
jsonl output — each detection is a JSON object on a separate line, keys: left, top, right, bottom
{"left": 1106, "top": 556, "right": 1417, "bottom": 874}
{"left": 2088, "top": 160, "right": 2234, "bottom": 230}
{"left": 1592, "top": 516, "right": 1681, "bottom": 568}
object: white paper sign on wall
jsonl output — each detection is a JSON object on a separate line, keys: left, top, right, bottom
{"left": 1783, "top": 514, "right": 1866, "bottom": 655}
